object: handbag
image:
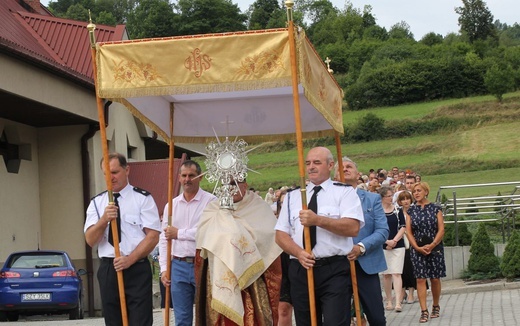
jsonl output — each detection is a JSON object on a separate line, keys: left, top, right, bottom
{"left": 416, "top": 235, "right": 433, "bottom": 247}
{"left": 403, "top": 233, "right": 410, "bottom": 249}
{"left": 397, "top": 208, "right": 409, "bottom": 249}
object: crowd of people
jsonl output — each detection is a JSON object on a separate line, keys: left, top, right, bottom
{"left": 265, "top": 161, "right": 446, "bottom": 325}
{"left": 83, "top": 150, "right": 445, "bottom": 326}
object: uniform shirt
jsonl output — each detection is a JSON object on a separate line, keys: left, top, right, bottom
{"left": 275, "top": 178, "right": 364, "bottom": 258}
{"left": 159, "top": 188, "right": 216, "bottom": 273}
{"left": 84, "top": 183, "right": 161, "bottom": 258}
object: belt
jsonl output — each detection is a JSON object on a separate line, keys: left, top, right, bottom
{"left": 173, "top": 256, "right": 195, "bottom": 264}
{"left": 100, "top": 257, "right": 146, "bottom": 263}
{"left": 313, "top": 255, "right": 347, "bottom": 267}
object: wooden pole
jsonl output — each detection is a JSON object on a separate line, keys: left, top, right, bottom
{"left": 286, "top": 2, "right": 316, "bottom": 324}
{"left": 87, "top": 17, "right": 128, "bottom": 326}
{"left": 164, "top": 105, "right": 175, "bottom": 325}
{"left": 335, "top": 133, "right": 362, "bottom": 326}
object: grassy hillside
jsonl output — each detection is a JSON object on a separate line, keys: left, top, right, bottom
{"left": 342, "top": 91, "right": 520, "bottom": 125}
{"left": 196, "top": 91, "right": 520, "bottom": 200}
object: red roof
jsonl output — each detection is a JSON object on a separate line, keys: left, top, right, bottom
{"left": 0, "top": 0, "right": 126, "bottom": 85}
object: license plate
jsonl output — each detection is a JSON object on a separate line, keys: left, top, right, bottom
{"left": 21, "top": 293, "right": 51, "bottom": 301}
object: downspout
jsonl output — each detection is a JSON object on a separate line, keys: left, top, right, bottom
{"left": 81, "top": 101, "right": 111, "bottom": 317}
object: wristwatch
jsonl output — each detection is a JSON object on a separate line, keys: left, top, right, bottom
{"left": 358, "top": 243, "right": 366, "bottom": 255}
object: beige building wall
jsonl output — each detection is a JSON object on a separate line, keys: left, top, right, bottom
{"left": 38, "top": 125, "right": 88, "bottom": 260}
{"left": 0, "top": 55, "right": 97, "bottom": 121}
{"left": 0, "top": 119, "right": 41, "bottom": 259}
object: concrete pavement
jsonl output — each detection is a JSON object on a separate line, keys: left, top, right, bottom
{"left": 6, "top": 278, "right": 520, "bottom": 325}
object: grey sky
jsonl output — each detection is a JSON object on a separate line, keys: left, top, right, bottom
{"left": 236, "top": 0, "right": 518, "bottom": 40}
{"left": 40, "top": 0, "right": 518, "bottom": 40}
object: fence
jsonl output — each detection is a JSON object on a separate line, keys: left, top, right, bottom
{"left": 435, "top": 181, "right": 520, "bottom": 245}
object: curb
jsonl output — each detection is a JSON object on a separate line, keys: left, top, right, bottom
{"left": 442, "top": 279, "right": 520, "bottom": 295}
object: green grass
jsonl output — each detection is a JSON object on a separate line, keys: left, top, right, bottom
{"left": 342, "top": 90, "right": 520, "bottom": 125}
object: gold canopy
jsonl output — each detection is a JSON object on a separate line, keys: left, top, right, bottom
{"left": 95, "top": 28, "right": 343, "bottom": 144}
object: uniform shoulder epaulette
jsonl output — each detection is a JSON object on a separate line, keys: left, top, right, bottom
{"left": 287, "top": 186, "right": 300, "bottom": 193}
{"left": 91, "top": 190, "right": 107, "bottom": 200}
{"left": 133, "top": 187, "right": 151, "bottom": 196}
{"left": 333, "top": 182, "right": 351, "bottom": 187}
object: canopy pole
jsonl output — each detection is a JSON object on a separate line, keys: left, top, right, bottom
{"left": 164, "top": 105, "right": 175, "bottom": 325}
{"left": 286, "top": 2, "right": 317, "bottom": 325}
{"left": 87, "top": 15, "right": 128, "bottom": 326}
{"left": 335, "top": 133, "right": 362, "bottom": 326}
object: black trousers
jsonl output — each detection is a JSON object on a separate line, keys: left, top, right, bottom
{"left": 349, "top": 261, "right": 386, "bottom": 326}
{"left": 289, "top": 256, "right": 351, "bottom": 326}
{"left": 98, "top": 258, "right": 153, "bottom": 326}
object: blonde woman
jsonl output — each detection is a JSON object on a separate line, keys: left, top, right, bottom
{"left": 405, "top": 182, "right": 445, "bottom": 323}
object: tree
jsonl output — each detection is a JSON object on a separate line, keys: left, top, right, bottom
{"left": 174, "top": 0, "right": 247, "bottom": 35}
{"left": 48, "top": 0, "right": 76, "bottom": 15}
{"left": 64, "top": 3, "right": 89, "bottom": 22}
{"left": 247, "top": 0, "right": 280, "bottom": 30}
{"left": 444, "top": 220, "right": 472, "bottom": 246}
{"left": 101, "top": 0, "right": 137, "bottom": 24}
{"left": 501, "top": 24, "right": 520, "bottom": 48}
{"left": 126, "top": 0, "right": 176, "bottom": 38}
{"left": 349, "top": 113, "right": 386, "bottom": 142}
{"left": 388, "top": 21, "right": 414, "bottom": 40}
{"left": 484, "top": 63, "right": 515, "bottom": 102}
{"left": 48, "top": 0, "right": 136, "bottom": 25}
{"left": 96, "top": 10, "right": 117, "bottom": 26}
{"left": 455, "top": 0, "right": 497, "bottom": 43}
{"left": 501, "top": 230, "right": 520, "bottom": 280}
{"left": 420, "top": 32, "right": 443, "bottom": 46}
{"left": 466, "top": 223, "right": 500, "bottom": 279}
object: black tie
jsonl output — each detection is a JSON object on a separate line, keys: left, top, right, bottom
{"left": 108, "top": 193, "right": 121, "bottom": 246}
{"left": 305, "top": 186, "right": 322, "bottom": 249}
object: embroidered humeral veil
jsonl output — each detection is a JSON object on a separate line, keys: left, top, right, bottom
{"left": 196, "top": 191, "right": 282, "bottom": 325}
{"left": 95, "top": 28, "right": 343, "bottom": 143}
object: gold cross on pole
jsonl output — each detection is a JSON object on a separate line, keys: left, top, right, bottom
{"left": 325, "top": 57, "right": 333, "bottom": 74}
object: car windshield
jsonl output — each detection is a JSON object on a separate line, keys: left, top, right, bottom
{"left": 9, "top": 254, "right": 65, "bottom": 269}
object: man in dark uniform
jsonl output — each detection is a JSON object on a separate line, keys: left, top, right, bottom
{"left": 84, "top": 153, "right": 161, "bottom": 326}
{"left": 275, "top": 147, "right": 364, "bottom": 325}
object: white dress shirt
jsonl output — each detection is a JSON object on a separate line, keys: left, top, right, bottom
{"left": 159, "top": 188, "right": 216, "bottom": 273}
{"left": 275, "top": 179, "right": 364, "bottom": 258}
{"left": 84, "top": 183, "right": 161, "bottom": 258}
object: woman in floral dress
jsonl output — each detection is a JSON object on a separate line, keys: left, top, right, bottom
{"left": 405, "top": 182, "right": 445, "bottom": 323}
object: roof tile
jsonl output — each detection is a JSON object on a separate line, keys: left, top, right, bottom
{"left": 1, "top": 0, "right": 126, "bottom": 83}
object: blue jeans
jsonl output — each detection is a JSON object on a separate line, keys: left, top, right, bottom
{"left": 170, "top": 259, "right": 195, "bottom": 326}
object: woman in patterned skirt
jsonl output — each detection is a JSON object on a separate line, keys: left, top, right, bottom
{"left": 405, "top": 182, "right": 445, "bottom": 323}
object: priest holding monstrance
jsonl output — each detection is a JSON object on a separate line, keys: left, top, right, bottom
{"left": 195, "top": 137, "right": 282, "bottom": 326}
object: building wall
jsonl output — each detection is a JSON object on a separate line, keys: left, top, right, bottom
{"left": 0, "top": 119, "right": 41, "bottom": 258}
{"left": 38, "top": 125, "right": 88, "bottom": 259}
{"left": 0, "top": 54, "right": 97, "bottom": 121}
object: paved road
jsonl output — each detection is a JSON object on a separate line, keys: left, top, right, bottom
{"left": 6, "top": 280, "right": 520, "bottom": 325}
